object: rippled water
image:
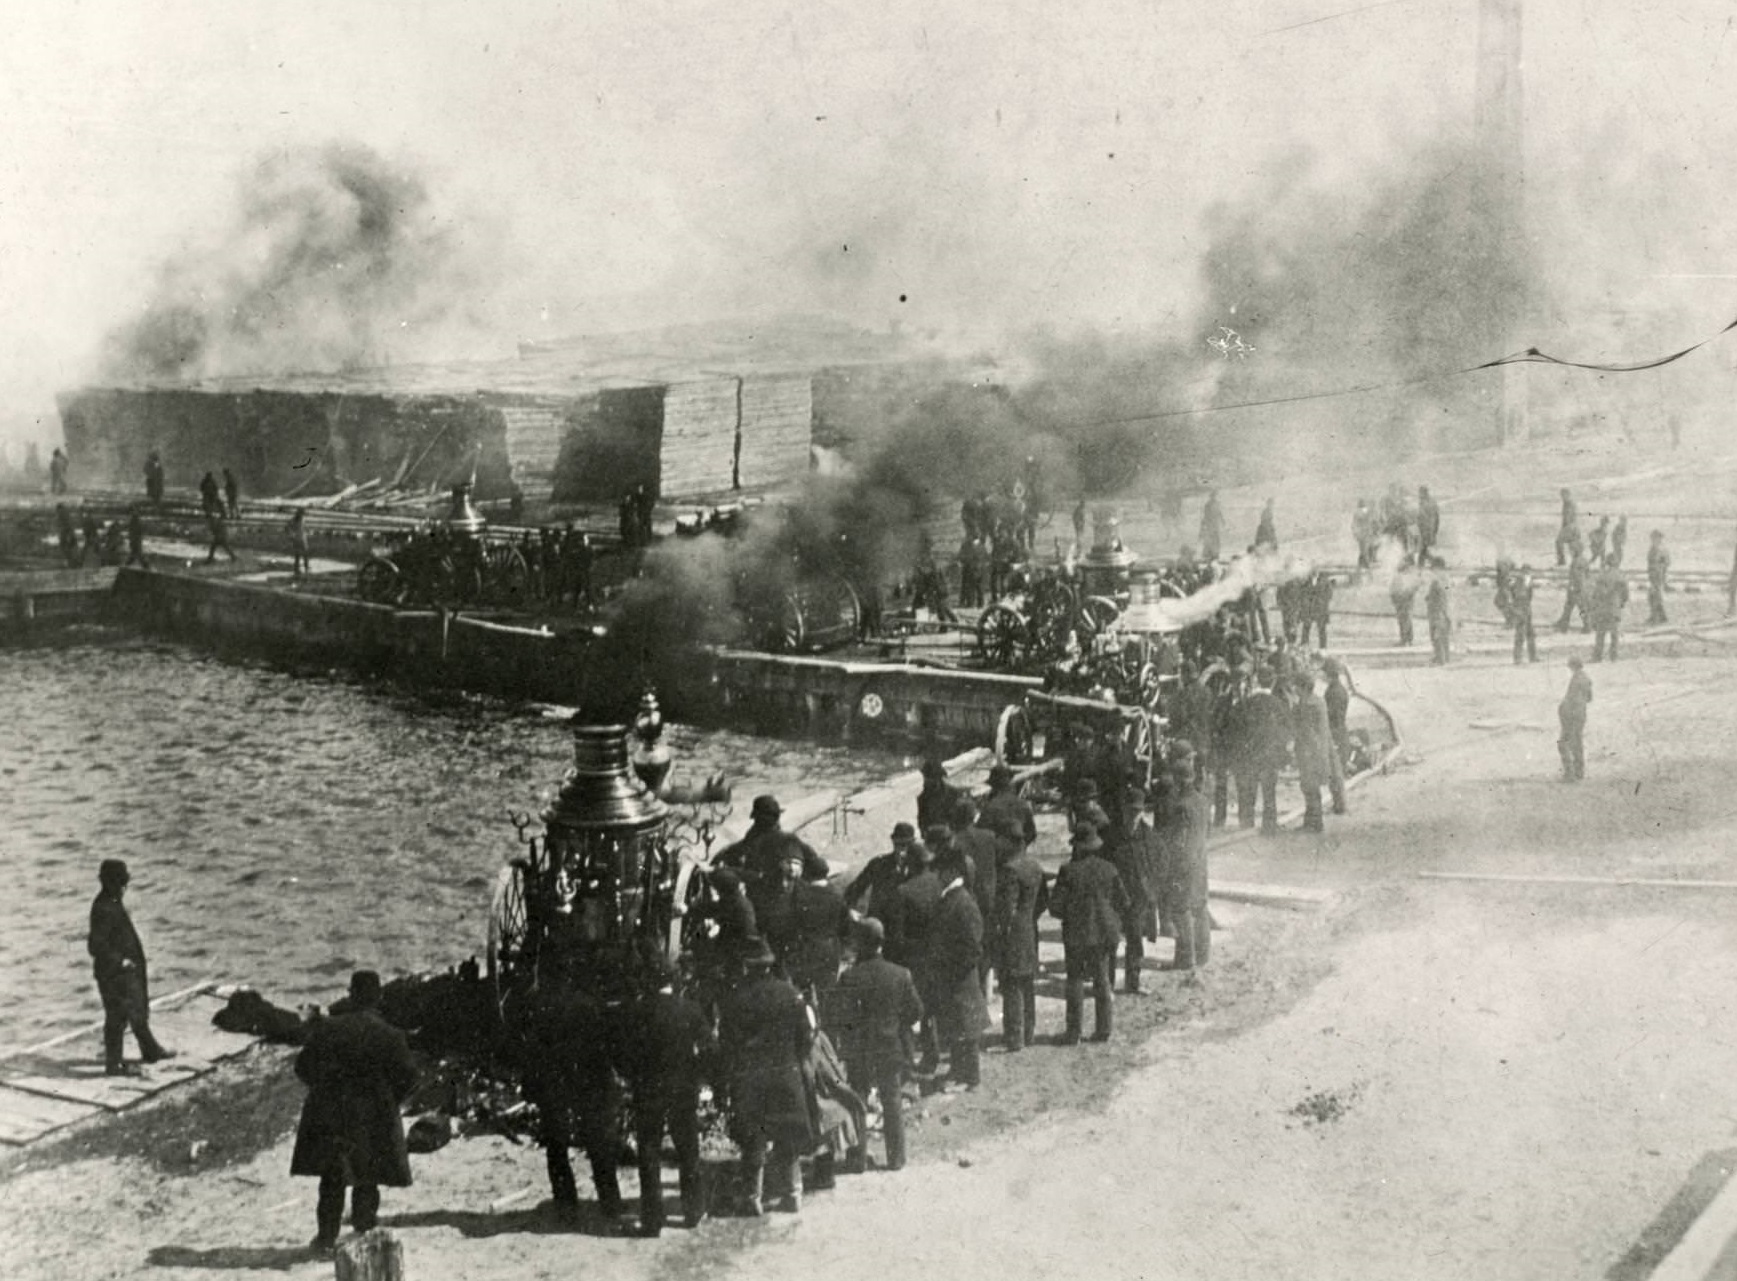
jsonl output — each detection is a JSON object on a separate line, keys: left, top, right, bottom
{"left": 0, "top": 638, "right": 905, "bottom": 1052}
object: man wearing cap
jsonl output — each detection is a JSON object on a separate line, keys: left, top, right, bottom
{"left": 1558, "top": 657, "right": 1593, "bottom": 782}
{"left": 977, "top": 764, "right": 1036, "bottom": 849}
{"left": 291, "top": 971, "right": 419, "bottom": 1252}
{"left": 834, "top": 919, "right": 923, "bottom": 1169}
{"left": 992, "top": 813, "right": 1048, "bottom": 1049}
{"left": 916, "top": 758, "right": 961, "bottom": 833}
{"left": 759, "top": 844, "right": 850, "bottom": 998}
{"left": 720, "top": 939, "right": 815, "bottom": 1215}
{"left": 619, "top": 958, "right": 715, "bottom": 1236}
{"left": 1158, "top": 755, "right": 1213, "bottom": 970}
{"left": 88, "top": 859, "right": 176, "bottom": 1075}
{"left": 716, "top": 795, "right": 830, "bottom": 920}
{"left": 929, "top": 855, "right": 986, "bottom": 1091}
{"left": 1047, "top": 826, "right": 1130, "bottom": 1044}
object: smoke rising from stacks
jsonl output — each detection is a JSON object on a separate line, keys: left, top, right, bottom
{"left": 99, "top": 143, "right": 486, "bottom": 382}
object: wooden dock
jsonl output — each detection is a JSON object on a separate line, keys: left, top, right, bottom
{"left": 0, "top": 984, "right": 261, "bottom": 1147}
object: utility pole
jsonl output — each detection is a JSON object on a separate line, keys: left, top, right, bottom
{"left": 1476, "top": 0, "right": 1528, "bottom": 446}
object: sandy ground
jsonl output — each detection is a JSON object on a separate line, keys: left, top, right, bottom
{"left": 8, "top": 439, "right": 1737, "bottom": 1280}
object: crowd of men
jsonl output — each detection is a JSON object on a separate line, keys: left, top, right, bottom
{"left": 512, "top": 525, "right": 597, "bottom": 608}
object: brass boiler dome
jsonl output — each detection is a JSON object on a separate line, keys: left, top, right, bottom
{"left": 442, "top": 481, "right": 488, "bottom": 538}
{"left": 545, "top": 724, "right": 669, "bottom": 837}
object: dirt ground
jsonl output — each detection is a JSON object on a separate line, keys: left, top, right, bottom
{"left": 7, "top": 439, "right": 1737, "bottom": 1280}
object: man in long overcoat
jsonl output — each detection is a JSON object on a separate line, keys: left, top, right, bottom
{"left": 1047, "top": 827, "right": 1129, "bottom": 1044}
{"left": 992, "top": 814, "right": 1047, "bottom": 1049}
{"left": 1292, "top": 673, "right": 1332, "bottom": 833}
{"left": 88, "top": 858, "right": 175, "bottom": 1075}
{"left": 291, "top": 971, "right": 419, "bottom": 1251}
{"left": 951, "top": 799, "right": 1000, "bottom": 991}
{"left": 1157, "top": 757, "right": 1213, "bottom": 970}
{"left": 929, "top": 865, "right": 986, "bottom": 1090}
{"left": 834, "top": 918, "right": 923, "bottom": 1170}
{"left": 618, "top": 960, "right": 715, "bottom": 1236}
{"left": 720, "top": 940, "right": 815, "bottom": 1215}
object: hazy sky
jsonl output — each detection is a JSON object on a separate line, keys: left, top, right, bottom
{"left": 2, "top": 0, "right": 1734, "bottom": 445}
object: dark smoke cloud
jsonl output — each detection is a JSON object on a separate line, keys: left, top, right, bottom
{"left": 100, "top": 142, "right": 484, "bottom": 381}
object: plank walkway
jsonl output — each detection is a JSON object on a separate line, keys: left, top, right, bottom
{"left": 0, "top": 985, "right": 260, "bottom": 1147}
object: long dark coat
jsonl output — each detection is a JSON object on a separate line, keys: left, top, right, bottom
{"left": 758, "top": 878, "right": 851, "bottom": 994}
{"left": 720, "top": 971, "right": 816, "bottom": 1151}
{"left": 993, "top": 851, "right": 1048, "bottom": 979}
{"left": 1157, "top": 789, "right": 1211, "bottom": 911}
{"left": 1048, "top": 853, "right": 1128, "bottom": 953}
{"left": 955, "top": 824, "right": 1000, "bottom": 935}
{"left": 928, "top": 883, "right": 986, "bottom": 1042}
{"left": 291, "top": 1009, "right": 418, "bottom": 1186}
{"left": 832, "top": 955, "right": 923, "bottom": 1076}
{"left": 88, "top": 892, "right": 147, "bottom": 984}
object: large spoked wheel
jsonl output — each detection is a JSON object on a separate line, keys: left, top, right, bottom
{"left": 357, "top": 556, "right": 402, "bottom": 605}
{"left": 977, "top": 604, "right": 1027, "bottom": 667}
{"left": 487, "top": 861, "right": 530, "bottom": 1009}
{"left": 485, "top": 544, "right": 529, "bottom": 604}
{"left": 1078, "top": 595, "right": 1122, "bottom": 637}
{"left": 995, "top": 704, "right": 1036, "bottom": 765}
{"left": 1119, "top": 713, "right": 1157, "bottom": 794}
{"left": 666, "top": 858, "right": 712, "bottom": 969}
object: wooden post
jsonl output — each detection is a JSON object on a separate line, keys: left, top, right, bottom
{"left": 333, "top": 1229, "right": 404, "bottom": 1281}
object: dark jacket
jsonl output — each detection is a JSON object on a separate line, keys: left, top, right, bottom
{"left": 844, "top": 850, "right": 906, "bottom": 919}
{"left": 993, "top": 851, "right": 1048, "bottom": 978}
{"left": 758, "top": 877, "right": 851, "bottom": 994}
{"left": 1292, "top": 691, "right": 1331, "bottom": 775}
{"left": 619, "top": 989, "right": 715, "bottom": 1103}
{"left": 1241, "top": 689, "right": 1292, "bottom": 768}
{"left": 1158, "top": 788, "right": 1211, "bottom": 909}
{"left": 978, "top": 787, "right": 1037, "bottom": 847}
{"left": 716, "top": 824, "right": 830, "bottom": 916}
{"left": 1110, "top": 816, "right": 1159, "bottom": 941}
{"left": 832, "top": 955, "right": 923, "bottom": 1074}
{"left": 720, "top": 971, "right": 815, "bottom": 1149}
{"left": 955, "top": 824, "right": 1000, "bottom": 939}
{"left": 1048, "top": 853, "right": 1129, "bottom": 953}
{"left": 916, "top": 781, "right": 961, "bottom": 833}
{"left": 883, "top": 868, "right": 941, "bottom": 974}
{"left": 291, "top": 1008, "right": 419, "bottom": 1186}
{"left": 88, "top": 892, "right": 146, "bottom": 983}
{"left": 928, "top": 881, "right": 986, "bottom": 1041}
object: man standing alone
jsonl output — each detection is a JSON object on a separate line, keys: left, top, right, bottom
{"left": 88, "top": 859, "right": 176, "bottom": 1075}
{"left": 1646, "top": 530, "right": 1670, "bottom": 625}
{"left": 291, "top": 971, "right": 418, "bottom": 1253}
{"left": 1558, "top": 657, "right": 1593, "bottom": 782}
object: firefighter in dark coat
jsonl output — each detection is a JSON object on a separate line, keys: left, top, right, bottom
{"left": 291, "top": 971, "right": 419, "bottom": 1251}
{"left": 510, "top": 975, "right": 624, "bottom": 1223}
{"left": 977, "top": 764, "right": 1037, "bottom": 848}
{"left": 87, "top": 858, "right": 174, "bottom": 1075}
{"left": 720, "top": 939, "right": 816, "bottom": 1215}
{"left": 929, "top": 863, "right": 986, "bottom": 1090}
{"left": 951, "top": 798, "right": 1000, "bottom": 990}
{"left": 1158, "top": 755, "right": 1212, "bottom": 970}
{"left": 1047, "top": 826, "right": 1129, "bottom": 1043}
{"left": 1108, "top": 782, "right": 1159, "bottom": 994}
{"left": 833, "top": 919, "right": 923, "bottom": 1169}
{"left": 618, "top": 962, "right": 715, "bottom": 1236}
{"left": 758, "top": 844, "right": 851, "bottom": 997}
{"left": 715, "top": 795, "right": 830, "bottom": 920}
{"left": 992, "top": 813, "right": 1047, "bottom": 1049}
{"left": 1240, "top": 671, "right": 1291, "bottom": 835}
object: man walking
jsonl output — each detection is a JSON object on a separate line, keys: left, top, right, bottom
{"left": 88, "top": 859, "right": 176, "bottom": 1075}
{"left": 291, "top": 971, "right": 418, "bottom": 1253}
{"left": 1047, "top": 826, "right": 1128, "bottom": 1044}
{"left": 1558, "top": 657, "right": 1593, "bottom": 782}
{"left": 834, "top": 919, "right": 923, "bottom": 1170}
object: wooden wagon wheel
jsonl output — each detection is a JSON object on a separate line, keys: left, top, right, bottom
{"left": 486, "top": 860, "right": 531, "bottom": 1009}
{"left": 665, "top": 857, "right": 712, "bottom": 968}
{"left": 1119, "top": 712, "right": 1157, "bottom": 794}
{"left": 995, "top": 704, "right": 1036, "bottom": 765}
{"left": 485, "top": 543, "right": 529, "bottom": 604}
{"left": 1078, "top": 594, "right": 1122, "bottom": 637}
{"left": 356, "top": 556, "right": 403, "bottom": 605}
{"left": 976, "top": 603, "right": 1027, "bottom": 667}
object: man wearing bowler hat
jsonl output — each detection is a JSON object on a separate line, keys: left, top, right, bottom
{"left": 88, "top": 859, "right": 176, "bottom": 1075}
{"left": 291, "top": 971, "right": 419, "bottom": 1253}
{"left": 1047, "top": 825, "right": 1129, "bottom": 1044}
{"left": 717, "top": 794, "right": 830, "bottom": 919}
{"left": 833, "top": 918, "right": 923, "bottom": 1170}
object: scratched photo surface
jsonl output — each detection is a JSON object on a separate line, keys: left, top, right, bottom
{"left": 4, "top": 3, "right": 1737, "bottom": 1279}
